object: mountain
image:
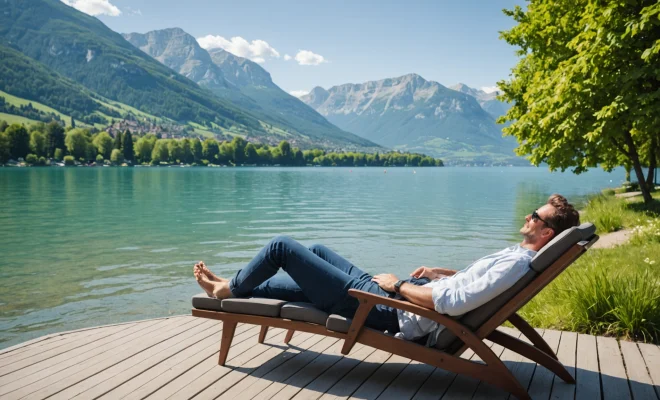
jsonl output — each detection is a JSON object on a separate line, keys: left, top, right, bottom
{"left": 449, "top": 83, "right": 510, "bottom": 119}
{"left": 0, "top": 0, "right": 270, "bottom": 135}
{"left": 300, "top": 74, "right": 520, "bottom": 164}
{"left": 122, "top": 28, "right": 377, "bottom": 149}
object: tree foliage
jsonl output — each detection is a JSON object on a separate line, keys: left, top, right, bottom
{"left": 499, "top": 0, "right": 660, "bottom": 203}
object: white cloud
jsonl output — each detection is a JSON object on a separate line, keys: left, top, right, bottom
{"left": 294, "top": 50, "right": 326, "bottom": 66}
{"left": 61, "top": 0, "right": 121, "bottom": 16}
{"left": 124, "top": 6, "right": 142, "bottom": 16}
{"left": 283, "top": 54, "right": 292, "bottom": 61}
{"left": 481, "top": 86, "right": 500, "bottom": 94}
{"left": 289, "top": 90, "right": 309, "bottom": 98}
{"left": 197, "top": 35, "right": 280, "bottom": 63}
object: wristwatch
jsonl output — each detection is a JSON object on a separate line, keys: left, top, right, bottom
{"left": 394, "top": 280, "right": 405, "bottom": 293}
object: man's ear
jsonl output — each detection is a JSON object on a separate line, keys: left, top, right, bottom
{"left": 542, "top": 227, "right": 555, "bottom": 241}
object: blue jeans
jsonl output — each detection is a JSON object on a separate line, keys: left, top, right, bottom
{"left": 229, "top": 235, "right": 429, "bottom": 333}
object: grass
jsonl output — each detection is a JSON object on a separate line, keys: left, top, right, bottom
{"left": 519, "top": 190, "right": 660, "bottom": 343}
{"left": 0, "top": 112, "right": 41, "bottom": 125}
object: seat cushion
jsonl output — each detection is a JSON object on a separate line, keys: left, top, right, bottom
{"left": 326, "top": 314, "right": 352, "bottom": 333}
{"left": 531, "top": 223, "right": 595, "bottom": 273}
{"left": 221, "top": 298, "right": 287, "bottom": 317}
{"left": 192, "top": 293, "right": 223, "bottom": 311}
{"left": 280, "top": 302, "right": 329, "bottom": 325}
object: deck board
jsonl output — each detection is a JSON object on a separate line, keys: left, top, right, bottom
{"left": 1, "top": 316, "right": 658, "bottom": 400}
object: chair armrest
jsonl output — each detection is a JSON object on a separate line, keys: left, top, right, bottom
{"left": 347, "top": 289, "right": 468, "bottom": 334}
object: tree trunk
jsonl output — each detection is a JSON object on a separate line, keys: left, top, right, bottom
{"left": 645, "top": 136, "right": 657, "bottom": 192}
{"left": 624, "top": 131, "right": 653, "bottom": 204}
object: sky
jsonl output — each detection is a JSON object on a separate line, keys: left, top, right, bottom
{"left": 64, "top": 0, "right": 526, "bottom": 96}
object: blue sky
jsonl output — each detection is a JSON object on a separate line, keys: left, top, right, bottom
{"left": 66, "top": 0, "right": 525, "bottom": 95}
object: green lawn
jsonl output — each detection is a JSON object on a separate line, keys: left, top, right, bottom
{"left": 0, "top": 90, "right": 77, "bottom": 127}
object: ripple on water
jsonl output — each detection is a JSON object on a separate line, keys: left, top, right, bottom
{"left": 150, "top": 248, "right": 178, "bottom": 253}
{"left": 192, "top": 221, "right": 227, "bottom": 225}
{"left": 116, "top": 246, "right": 140, "bottom": 251}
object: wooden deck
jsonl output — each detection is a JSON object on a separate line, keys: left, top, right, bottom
{"left": 0, "top": 315, "right": 658, "bottom": 400}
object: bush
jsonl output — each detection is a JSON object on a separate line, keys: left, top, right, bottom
{"left": 110, "top": 148, "right": 123, "bottom": 164}
{"left": 63, "top": 155, "right": 75, "bottom": 166}
{"left": 520, "top": 244, "right": 660, "bottom": 343}
{"left": 25, "top": 154, "right": 37, "bottom": 165}
{"left": 602, "top": 189, "right": 616, "bottom": 196}
{"left": 96, "top": 154, "right": 104, "bottom": 163}
{"left": 630, "top": 218, "right": 660, "bottom": 245}
{"left": 582, "top": 195, "right": 625, "bottom": 233}
{"left": 37, "top": 156, "right": 47, "bottom": 166}
{"left": 201, "top": 159, "right": 209, "bottom": 166}
{"left": 53, "top": 148, "right": 64, "bottom": 161}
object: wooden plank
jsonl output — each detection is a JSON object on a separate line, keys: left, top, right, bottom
{"left": 0, "top": 320, "right": 149, "bottom": 375}
{"left": 526, "top": 329, "right": 561, "bottom": 400}
{"left": 225, "top": 336, "right": 340, "bottom": 400}
{"left": 291, "top": 345, "right": 377, "bottom": 400}
{"left": 4, "top": 316, "right": 201, "bottom": 399}
{"left": 620, "top": 341, "right": 658, "bottom": 400}
{"left": 268, "top": 342, "right": 365, "bottom": 400}
{"left": 49, "top": 319, "right": 220, "bottom": 399}
{"left": 596, "top": 336, "right": 631, "bottom": 400}
{"left": 208, "top": 332, "right": 329, "bottom": 400}
{"left": 376, "top": 360, "right": 435, "bottom": 400}
{"left": 102, "top": 323, "right": 261, "bottom": 399}
{"left": 184, "top": 331, "right": 315, "bottom": 400}
{"left": 469, "top": 331, "right": 523, "bottom": 400}
{"left": 575, "top": 334, "right": 600, "bottom": 400}
{"left": 637, "top": 343, "right": 660, "bottom": 399}
{"left": 0, "top": 317, "right": 184, "bottom": 397}
{"left": 347, "top": 354, "right": 411, "bottom": 400}
{"left": 317, "top": 349, "right": 393, "bottom": 400}
{"left": 550, "top": 331, "right": 577, "bottom": 400}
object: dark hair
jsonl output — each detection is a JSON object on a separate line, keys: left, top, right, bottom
{"left": 546, "top": 194, "right": 580, "bottom": 235}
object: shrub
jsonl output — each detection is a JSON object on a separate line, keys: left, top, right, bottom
{"left": 53, "top": 148, "right": 64, "bottom": 161}
{"left": 110, "top": 148, "right": 123, "bottom": 164}
{"left": 602, "top": 189, "right": 616, "bottom": 196}
{"left": 96, "top": 154, "right": 104, "bottom": 163}
{"left": 582, "top": 195, "right": 625, "bottom": 233}
{"left": 25, "top": 154, "right": 37, "bottom": 165}
{"left": 201, "top": 159, "right": 209, "bottom": 166}
{"left": 63, "top": 155, "right": 75, "bottom": 166}
{"left": 630, "top": 218, "right": 660, "bottom": 245}
{"left": 37, "top": 156, "right": 47, "bottom": 166}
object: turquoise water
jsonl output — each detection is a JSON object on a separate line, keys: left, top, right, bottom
{"left": 0, "top": 166, "right": 623, "bottom": 348}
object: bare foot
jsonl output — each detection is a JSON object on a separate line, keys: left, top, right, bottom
{"left": 199, "top": 261, "right": 227, "bottom": 282}
{"left": 194, "top": 262, "right": 232, "bottom": 299}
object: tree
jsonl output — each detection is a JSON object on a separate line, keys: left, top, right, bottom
{"left": 231, "top": 137, "right": 247, "bottom": 165}
{"left": 168, "top": 139, "right": 184, "bottom": 163}
{"left": 45, "top": 121, "right": 65, "bottom": 158}
{"left": 135, "top": 136, "right": 155, "bottom": 164}
{"left": 70, "top": 116, "right": 75, "bottom": 128}
{"left": 122, "top": 129, "right": 134, "bottom": 162}
{"left": 499, "top": 0, "right": 660, "bottom": 204}
{"left": 5, "top": 124, "right": 30, "bottom": 159}
{"left": 278, "top": 140, "right": 292, "bottom": 165}
{"left": 151, "top": 139, "right": 169, "bottom": 164}
{"left": 0, "top": 132, "right": 10, "bottom": 164}
{"left": 92, "top": 132, "right": 113, "bottom": 160}
{"left": 54, "top": 148, "right": 64, "bottom": 161}
{"left": 29, "top": 130, "right": 47, "bottom": 157}
{"left": 110, "top": 148, "right": 124, "bottom": 164}
{"left": 202, "top": 138, "right": 219, "bottom": 162}
{"left": 181, "top": 138, "right": 193, "bottom": 164}
{"left": 65, "top": 128, "right": 90, "bottom": 160}
{"left": 0, "top": 120, "right": 8, "bottom": 133}
{"left": 113, "top": 131, "right": 123, "bottom": 150}
{"left": 192, "top": 139, "right": 203, "bottom": 163}
{"left": 244, "top": 143, "right": 258, "bottom": 164}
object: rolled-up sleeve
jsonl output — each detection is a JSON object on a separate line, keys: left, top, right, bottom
{"left": 431, "top": 255, "right": 531, "bottom": 316}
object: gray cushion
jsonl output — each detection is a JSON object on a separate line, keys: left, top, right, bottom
{"left": 192, "top": 293, "right": 223, "bottom": 311}
{"left": 326, "top": 314, "right": 352, "bottom": 333}
{"left": 531, "top": 223, "right": 595, "bottom": 273}
{"left": 280, "top": 302, "right": 329, "bottom": 325}
{"left": 221, "top": 298, "right": 287, "bottom": 317}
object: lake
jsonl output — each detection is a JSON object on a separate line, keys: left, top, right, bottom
{"left": 0, "top": 166, "right": 623, "bottom": 348}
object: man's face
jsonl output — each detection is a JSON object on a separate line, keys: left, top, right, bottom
{"left": 520, "top": 204, "right": 555, "bottom": 241}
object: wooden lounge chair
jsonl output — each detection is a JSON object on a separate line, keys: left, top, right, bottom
{"left": 192, "top": 223, "right": 598, "bottom": 400}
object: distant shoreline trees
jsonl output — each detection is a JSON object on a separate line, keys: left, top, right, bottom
{"left": 0, "top": 119, "right": 443, "bottom": 167}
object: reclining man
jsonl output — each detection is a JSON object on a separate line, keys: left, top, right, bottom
{"left": 194, "top": 194, "right": 579, "bottom": 344}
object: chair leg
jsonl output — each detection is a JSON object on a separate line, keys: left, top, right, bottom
{"left": 508, "top": 313, "right": 558, "bottom": 360}
{"left": 284, "top": 329, "right": 295, "bottom": 344}
{"left": 218, "top": 321, "right": 237, "bottom": 365}
{"left": 258, "top": 326, "right": 268, "bottom": 343}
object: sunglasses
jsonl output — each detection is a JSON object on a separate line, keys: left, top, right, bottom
{"left": 531, "top": 210, "right": 554, "bottom": 230}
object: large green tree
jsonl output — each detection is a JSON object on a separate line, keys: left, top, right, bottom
{"left": 45, "top": 121, "right": 65, "bottom": 158}
{"left": 92, "top": 132, "right": 114, "bottom": 160}
{"left": 65, "top": 128, "right": 91, "bottom": 160}
{"left": 499, "top": 0, "right": 660, "bottom": 203}
{"left": 5, "top": 124, "right": 30, "bottom": 160}
{"left": 123, "top": 129, "right": 134, "bottom": 162}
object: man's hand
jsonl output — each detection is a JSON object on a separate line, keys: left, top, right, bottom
{"left": 410, "top": 266, "right": 457, "bottom": 280}
{"left": 372, "top": 273, "right": 400, "bottom": 293}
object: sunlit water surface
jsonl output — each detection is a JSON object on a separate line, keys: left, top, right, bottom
{"left": 0, "top": 166, "right": 623, "bottom": 348}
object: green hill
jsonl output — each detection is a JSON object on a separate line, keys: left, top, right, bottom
{"left": 0, "top": 0, "right": 262, "bottom": 134}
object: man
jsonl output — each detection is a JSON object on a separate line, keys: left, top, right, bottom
{"left": 194, "top": 194, "right": 580, "bottom": 343}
